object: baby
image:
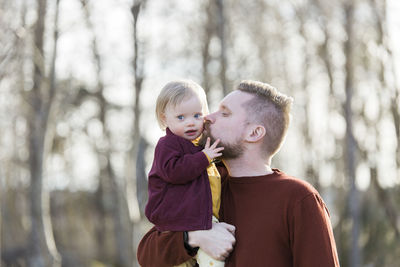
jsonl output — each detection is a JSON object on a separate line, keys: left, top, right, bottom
{"left": 145, "top": 80, "right": 225, "bottom": 267}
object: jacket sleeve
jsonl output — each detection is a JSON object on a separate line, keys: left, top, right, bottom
{"left": 154, "top": 138, "right": 210, "bottom": 184}
{"left": 137, "top": 227, "right": 194, "bottom": 267}
{"left": 291, "top": 193, "right": 340, "bottom": 267}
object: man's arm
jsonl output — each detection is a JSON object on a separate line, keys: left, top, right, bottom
{"left": 137, "top": 227, "right": 192, "bottom": 267}
{"left": 291, "top": 193, "right": 340, "bottom": 267}
{"left": 137, "top": 223, "right": 236, "bottom": 266}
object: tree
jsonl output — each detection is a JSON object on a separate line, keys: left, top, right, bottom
{"left": 26, "top": 0, "right": 61, "bottom": 266}
{"left": 130, "top": 0, "right": 147, "bottom": 217}
{"left": 216, "top": 0, "right": 228, "bottom": 95}
{"left": 343, "top": 1, "right": 361, "bottom": 266}
{"left": 79, "top": 0, "right": 134, "bottom": 265}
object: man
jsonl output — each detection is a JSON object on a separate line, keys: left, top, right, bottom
{"left": 137, "top": 80, "right": 340, "bottom": 267}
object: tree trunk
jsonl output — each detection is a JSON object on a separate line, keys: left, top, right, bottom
{"left": 27, "top": 0, "right": 61, "bottom": 266}
{"left": 216, "top": 0, "right": 228, "bottom": 95}
{"left": 295, "top": 4, "right": 320, "bottom": 190}
{"left": 0, "top": 167, "right": 2, "bottom": 267}
{"left": 343, "top": 2, "right": 361, "bottom": 267}
{"left": 201, "top": 0, "right": 213, "bottom": 98}
{"left": 80, "top": 1, "right": 134, "bottom": 266}
{"left": 370, "top": 0, "right": 400, "bottom": 170}
{"left": 130, "top": 0, "right": 147, "bottom": 218}
{"left": 368, "top": 0, "right": 400, "bottom": 238}
{"left": 136, "top": 137, "right": 149, "bottom": 216}
{"left": 370, "top": 167, "right": 400, "bottom": 238}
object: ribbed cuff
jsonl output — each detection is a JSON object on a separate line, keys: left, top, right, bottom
{"left": 203, "top": 152, "right": 212, "bottom": 164}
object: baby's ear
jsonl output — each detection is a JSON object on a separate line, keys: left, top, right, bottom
{"left": 160, "top": 113, "right": 167, "bottom": 126}
{"left": 246, "top": 125, "right": 266, "bottom": 143}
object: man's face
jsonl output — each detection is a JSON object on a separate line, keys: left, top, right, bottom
{"left": 201, "top": 91, "right": 253, "bottom": 159}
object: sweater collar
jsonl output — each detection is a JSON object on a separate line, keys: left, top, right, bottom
{"left": 165, "top": 127, "right": 202, "bottom": 149}
{"left": 166, "top": 127, "right": 174, "bottom": 136}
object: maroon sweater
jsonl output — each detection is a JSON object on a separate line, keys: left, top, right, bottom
{"left": 145, "top": 128, "right": 213, "bottom": 232}
{"left": 138, "top": 169, "right": 340, "bottom": 267}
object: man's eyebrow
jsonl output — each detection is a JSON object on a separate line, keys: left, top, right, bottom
{"left": 220, "top": 104, "right": 230, "bottom": 112}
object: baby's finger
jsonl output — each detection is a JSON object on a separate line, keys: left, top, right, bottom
{"left": 211, "top": 138, "right": 220, "bottom": 148}
{"left": 205, "top": 137, "right": 211, "bottom": 148}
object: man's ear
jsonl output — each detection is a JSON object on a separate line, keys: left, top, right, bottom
{"left": 246, "top": 125, "right": 266, "bottom": 143}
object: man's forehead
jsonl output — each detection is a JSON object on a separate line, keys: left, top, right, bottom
{"left": 220, "top": 91, "right": 253, "bottom": 109}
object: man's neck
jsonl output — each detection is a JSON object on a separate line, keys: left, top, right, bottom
{"left": 223, "top": 156, "right": 273, "bottom": 177}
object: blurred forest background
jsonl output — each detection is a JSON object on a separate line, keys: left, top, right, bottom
{"left": 1, "top": 0, "right": 399, "bottom": 266}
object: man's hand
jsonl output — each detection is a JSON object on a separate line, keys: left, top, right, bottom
{"left": 202, "top": 138, "right": 224, "bottom": 160}
{"left": 188, "top": 222, "right": 236, "bottom": 261}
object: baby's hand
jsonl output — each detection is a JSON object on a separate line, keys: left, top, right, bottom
{"left": 202, "top": 137, "right": 224, "bottom": 160}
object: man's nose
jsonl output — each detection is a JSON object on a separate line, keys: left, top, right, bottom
{"left": 204, "top": 112, "right": 216, "bottom": 123}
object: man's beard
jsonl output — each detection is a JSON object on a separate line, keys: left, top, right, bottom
{"left": 199, "top": 121, "right": 244, "bottom": 160}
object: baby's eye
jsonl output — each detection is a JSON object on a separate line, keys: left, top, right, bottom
{"left": 222, "top": 112, "right": 229, "bottom": 117}
{"left": 194, "top": 113, "right": 202, "bottom": 119}
{"left": 177, "top": 115, "right": 184, "bottom": 120}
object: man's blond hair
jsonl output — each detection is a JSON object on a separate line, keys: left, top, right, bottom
{"left": 155, "top": 80, "right": 208, "bottom": 130}
{"left": 237, "top": 80, "right": 293, "bottom": 157}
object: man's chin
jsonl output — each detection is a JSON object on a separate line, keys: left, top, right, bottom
{"left": 199, "top": 132, "right": 243, "bottom": 160}
{"left": 198, "top": 131, "right": 213, "bottom": 147}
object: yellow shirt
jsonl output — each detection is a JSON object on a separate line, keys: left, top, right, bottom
{"left": 192, "top": 139, "right": 221, "bottom": 219}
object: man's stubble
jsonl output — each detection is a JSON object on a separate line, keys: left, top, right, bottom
{"left": 199, "top": 121, "right": 244, "bottom": 160}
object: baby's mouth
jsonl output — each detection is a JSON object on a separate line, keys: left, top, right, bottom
{"left": 185, "top": 129, "right": 197, "bottom": 135}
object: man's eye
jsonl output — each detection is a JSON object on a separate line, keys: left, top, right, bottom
{"left": 177, "top": 115, "right": 184, "bottom": 120}
{"left": 194, "top": 114, "right": 202, "bottom": 119}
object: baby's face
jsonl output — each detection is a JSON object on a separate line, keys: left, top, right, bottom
{"left": 163, "top": 95, "right": 205, "bottom": 141}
